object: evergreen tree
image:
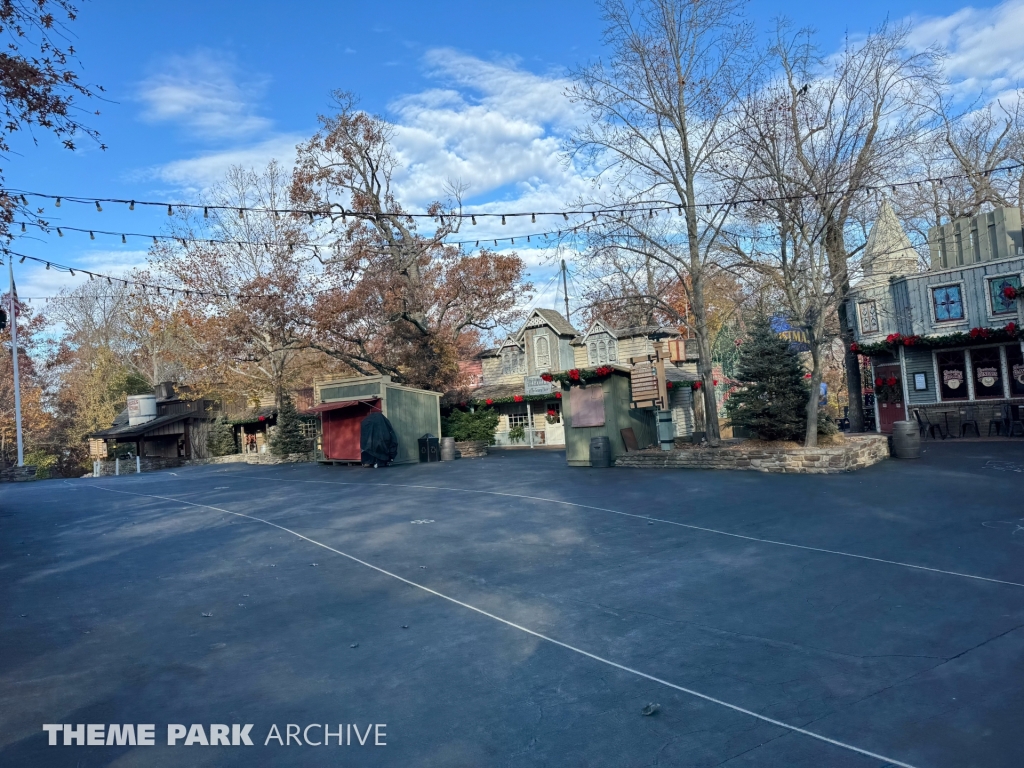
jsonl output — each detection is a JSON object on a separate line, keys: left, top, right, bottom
{"left": 725, "top": 317, "right": 808, "bottom": 441}
{"left": 207, "top": 417, "right": 238, "bottom": 457}
{"left": 270, "top": 396, "right": 308, "bottom": 455}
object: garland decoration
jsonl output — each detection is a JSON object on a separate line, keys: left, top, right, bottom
{"left": 853, "top": 323, "right": 1021, "bottom": 356}
{"left": 873, "top": 375, "right": 902, "bottom": 404}
{"left": 548, "top": 365, "right": 616, "bottom": 387}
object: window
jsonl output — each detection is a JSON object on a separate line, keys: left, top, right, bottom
{"left": 501, "top": 348, "right": 525, "bottom": 375}
{"left": 1006, "top": 345, "right": 1024, "bottom": 397}
{"left": 932, "top": 285, "right": 964, "bottom": 322}
{"left": 858, "top": 301, "right": 879, "bottom": 333}
{"left": 989, "top": 276, "right": 1021, "bottom": 315}
{"left": 534, "top": 335, "right": 551, "bottom": 371}
{"left": 936, "top": 350, "right": 968, "bottom": 400}
{"left": 506, "top": 406, "right": 529, "bottom": 428}
{"left": 587, "top": 335, "right": 616, "bottom": 365}
{"left": 972, "top": 347, "right": 1004, "bottom": 399}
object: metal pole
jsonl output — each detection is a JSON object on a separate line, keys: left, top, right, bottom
{"left": 8, "top": 257, "right": 23, "bottom": 466}
{"left": 136, "top": 455, "right": 141, "bottom": 474}
{"left": 561, "top": 259, "right": 570, "bottom": 321}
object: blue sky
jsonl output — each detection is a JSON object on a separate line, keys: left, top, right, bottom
{"left": 7, "top": 0, "right": 1021, "bottom": 311}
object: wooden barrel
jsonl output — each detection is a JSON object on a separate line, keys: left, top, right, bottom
{"left": 589, "top": 436, "right": 612, "bottom": 468}
{"left": 440, "top": 436, "right": 456, "bottom": 461}
{"left": 657, "top": 410, "right": 675, "bottom": 451}
{"left": 891, "top": 420, "right": 920, "bottom": 459}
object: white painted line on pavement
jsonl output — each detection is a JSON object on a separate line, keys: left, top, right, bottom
{"left": 92, "top": 484, "right": 921, "bottom": 768}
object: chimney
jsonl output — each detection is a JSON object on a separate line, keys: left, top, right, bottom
{"left": 154, "top": 381, "right": 176, "bottom": 401}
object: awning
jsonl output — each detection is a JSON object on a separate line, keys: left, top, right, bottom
{"left": 306, "top": 399, "right": 378, "bottom": 414}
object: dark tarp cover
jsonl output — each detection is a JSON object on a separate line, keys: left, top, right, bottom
{"left": 360, "top": 411, "right": 399, "bottom": 466}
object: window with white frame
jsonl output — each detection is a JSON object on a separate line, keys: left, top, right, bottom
{"left": 534, "top": 335, "right": 551, "bottom": 371}
{"left": 989, "top": 276, "right": 1021, "bottom": 315}
{"left": 587, "top": 335, "right": 616, "bottom": 365}
{"left": 858, "top": 301, "right": 879, "bottom": 333}
{"left": 502, "top": 348, "right": 525, "bottom": 375}
{"left": 506, "top": 406, "right": 530, "bottom": 428}
{"left": 932, "top": 285, "right": 965, "bottom": 322}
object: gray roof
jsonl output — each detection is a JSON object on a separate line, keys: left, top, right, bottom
{"left": 572, "top": 324, "right": 683, "bottom": 344}
{"left": 532, "top": 308, "right": 578, "bottom": 336}
{"left": 89, "top": 409, "right": 192, "bottom": 440}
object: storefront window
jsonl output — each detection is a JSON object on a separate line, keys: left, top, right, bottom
{"left": 936, "top": 350, "right": 968, "bottom": 400}
{"left": 1006, "top": 345, "right": 1024, "bottom": 397}
{"left": 971, "top": 347, "right": 1004, "bottom": 399}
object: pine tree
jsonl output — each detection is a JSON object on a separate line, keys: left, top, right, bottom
{"left": 724, "top": 317, "right": 808, "bottom": 442}
{"left": 270, "top": 395, "right": 307, "bottom": 456}
{"left": 207, "top": 417, "right": 238, "bottom": 457}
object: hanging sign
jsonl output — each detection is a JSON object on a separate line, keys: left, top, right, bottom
{"left": 523, "top": 375, "right": 555, "bottom": 396}
{"left": 976, "top": 367, "right": 999, "bottom": 388}
{"left": 943, "top": 369, "right": 964, "bottom": 389}
{"left": 1014, "top": 363, "right": 1024, "bottom": 385}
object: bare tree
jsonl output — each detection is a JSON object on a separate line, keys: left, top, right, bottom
{"left": 765, "top": 22, "right": 942, "bottom": 432}
{"left": 566, "top": 0, "right": 759, "bottom": 445}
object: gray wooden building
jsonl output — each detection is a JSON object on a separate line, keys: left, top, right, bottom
{"left": 848, "top": 202, "right": 1024, "bottom": 435}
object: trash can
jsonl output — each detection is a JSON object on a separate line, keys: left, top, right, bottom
{"left": 891, "top": 420, "right": 920, "bottom": 459}
{"left": 589, "top": 436, "right": 612, "bottom": 468}
{"left": 440, "top": 436, "right": 456, "bottom": 461}
{"left": 418, "top": 434, "right": 440, "bottom": 462}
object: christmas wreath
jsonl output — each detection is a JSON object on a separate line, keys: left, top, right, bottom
{"left": 873, "top": 375, "right": 902, "bottom": 404}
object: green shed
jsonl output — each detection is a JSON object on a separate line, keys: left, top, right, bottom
{"left": 562, "top": 370, "right": 657, "bottom": 467}
{"left": 311, "top": 375, "right": 441, "bottom": 465}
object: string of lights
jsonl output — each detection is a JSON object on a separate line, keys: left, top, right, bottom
{"left": 5, "top": 162, "right": 1022, "bottom": 223}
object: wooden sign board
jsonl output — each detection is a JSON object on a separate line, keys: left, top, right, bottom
{"left": 629, "top": 344, "right": 668, "bottom": 409}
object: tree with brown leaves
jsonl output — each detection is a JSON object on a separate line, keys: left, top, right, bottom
{"left": 292, "top": 91, "right": 531, "bottom": 392}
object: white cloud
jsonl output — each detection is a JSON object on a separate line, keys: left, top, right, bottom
{"left": 138, "top": 51, "right": 272, "bottom": 140}
{"left": 389, "top": 48, "right": 588, "bottom": 213}
{"left": 15, "top": 250, "right": 150, "bottom": 305}
{"left": 908, "top": 0, "right": 1024, "bottom": 97}
{"left": 145, "top": 133, "right": 305, "bottom": 195}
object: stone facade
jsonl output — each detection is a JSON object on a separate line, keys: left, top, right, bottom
{"left": 615, "top": 435, "right": 889, "bottom": 473}
{"left": 454, "top": 440, "right": 489, "bottom": 458}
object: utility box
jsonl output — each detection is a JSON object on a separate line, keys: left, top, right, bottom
{"left": 418, "top": 434, "right": 440, "bottom": 462}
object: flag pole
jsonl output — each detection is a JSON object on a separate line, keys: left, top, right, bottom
{"left": 8, "top": 256, "right": 23, "bottom": 467}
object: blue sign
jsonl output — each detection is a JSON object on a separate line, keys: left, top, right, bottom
{"left": 770, "top": 315, "right": 811, "bottom": 352}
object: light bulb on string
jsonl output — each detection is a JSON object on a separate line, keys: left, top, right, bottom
{"left": 308, "top": 212, "right": 314, "bottom": 224}
{"left": 129, "top": 201, "right": 134, "bottom": 211}
{"left": 531, "top": 213, "right": 536, "bottom": 224}
{"left": 204, "top": 207, "right": 209, "bottom": 218}
{"left": 475, "top": 241, "right": 479, "bottom": 247}
{"left": 562, "top": 213, "right": 568, "bottom": 221}
{"left": 167, "top": 205, "right": 173, "bottom": 216}
{"left": 88, "top": 272, "right": 93, "bottom": 280}
{"left": 19, "top": 195, "right": 27, "bottom": 205}
{"left": 55, "top": 197, "right": 61, "bottom": 207}
{"left": 153, "top": 237, "right": 158, "bottom": 245}
{"left": 501, "top": 215, "right": 506, "bottom": 225}
{"left": 45, "top": 262, "right": 50, "bottom": 270}
{"left": 678, "top": 207, "right": 683, "bottom": 216}
{"left": 20, "top": 222, "right": 25, "bottom": 232}
{"left": 121, "top": 234, "right": 127, "bottom": 244}
{"left": 70, "top": 269, "right": 75, "bottom": 276}
{"left": 95, "top": 201, "right": 102, "bottom": 212}
{"left": 471, "top": 215, "right": 477, "bottom": 225}
{"left": 89, "top": 231, "right": 95, "bottom": 240}
{"left": 57, "top": 228, "right": 63, "bottom": 237}
{"left": 493, "top": 240, "right": 497, "bottom": 246}
{"left": 592, "top": 212, "right": 597, "bottom": 222}
{"left": 19, "top": 255, "right": 25, "bottom": 263}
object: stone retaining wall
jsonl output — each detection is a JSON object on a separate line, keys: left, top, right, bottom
{"left": 0, "top": 465, "right": 38, "bottom": 482}
{"left": 454, "top": 440, "right": 489, "bottom": 458}
{"left": 94, "top": 452, "right": 313, "bottom": 476}
{"left": 615, "top": 435, "right": 889, "bottom": 473}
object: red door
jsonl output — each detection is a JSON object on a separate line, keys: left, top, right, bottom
{"left": 322, "top": 401, "right": 377, "bottom": 460}
{"left": 875, "top": 364, "right": 906, "bottom": 434}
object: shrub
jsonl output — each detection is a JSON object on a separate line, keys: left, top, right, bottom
{"left": 207, "top": 418, "right": 238, "bottom": 456}
{"left": 441, "top": 408, "right": 500, "bottom": 443}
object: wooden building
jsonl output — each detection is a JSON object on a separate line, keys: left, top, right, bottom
{"left": 458, "top": 308, "right": 698, "bottom": 447}
{"left": 310, "top": 375, "right": 441, "bottom": 465}
{"left": 562, "top": 370, "right": 657, "bottom": 466}
{"left": 847, "top": 202, "right": 1024, "bottom": 434}
{"left": 88, "top": 382, "right": 219, "bottom": 459}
